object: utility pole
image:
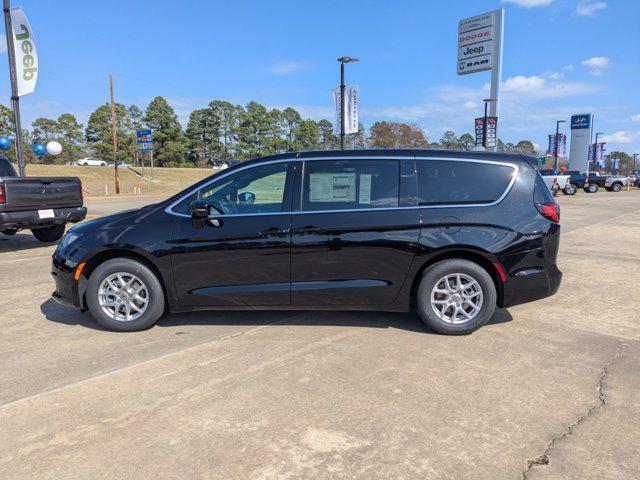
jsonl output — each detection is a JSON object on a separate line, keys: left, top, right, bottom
{"left": 633, "top": 153, "right": 638, "bottom": 173}
{"left": 109, "top": 74, "right": 120, "bottom": 194}
{"left": 3, "top": 0, "right": 25, "bottom": 176}
{"left": 553, "top": 120, "right": 566, "bottom": 171}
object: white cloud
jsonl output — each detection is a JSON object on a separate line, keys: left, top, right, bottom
{"left": 268, "top": 62, "right": 306, "bottom": 76}
{"left": 576, "top": 1, "right": 608, "bottom": 16}
{"left": 463, "top": 101, "right": 479, "bottom": 110}
{"left": 631, "top": 114, "right": 640, "bottom": 121}
{"left": 0, "top": 35, "right": 5, "bottom": 53}
{"left": 602, "top": 131, "right": 634, "bottom": 144}
{"left": 501, "top": 75, "right": 597, "bottom": 99}
{"left": 502, "top": 0, "right": 555, "bottom": 6}
{"left": 581, "top": 56, "right": 611, "bottom": 75}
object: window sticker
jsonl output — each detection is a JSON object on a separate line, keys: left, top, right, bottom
{"left": 309, "top": 173, "right": 356, "bottom": 202}
{"left": 359, "top": 173, "right": 372, "bottom": 204}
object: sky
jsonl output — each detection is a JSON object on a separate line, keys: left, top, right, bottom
{"left": 0, "top": 0, "right": 638, "bottom": 154}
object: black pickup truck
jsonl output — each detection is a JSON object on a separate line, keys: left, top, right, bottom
{"left": 0, "top": 157, "right": 86, "bottom": 242}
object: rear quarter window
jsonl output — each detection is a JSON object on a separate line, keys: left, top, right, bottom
{"left": 534, "top": 173, "right": 555, "bottom": 204}
{"left": 416, "top": 159, "right": 515, "bottom": 205}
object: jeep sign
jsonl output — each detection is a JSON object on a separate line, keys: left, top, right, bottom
{"left": 458, "top": 41, "right": 493, "bottom": 61}
{"left": 9, "top": 7, "right": 38, "bottom": 97}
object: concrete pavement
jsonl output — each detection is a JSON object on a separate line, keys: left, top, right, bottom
{"left": 0, "top": 190, "right": 638, "bottom": 479}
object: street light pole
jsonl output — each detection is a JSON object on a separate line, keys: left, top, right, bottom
{"left": 337, "top": 56, "right": 359, "bottom": 150}
{"left": 482, "top": 98, "right": 497, "bottom": 150}
{"left": 553, "top": 120, "right": 566, "bottom": 171}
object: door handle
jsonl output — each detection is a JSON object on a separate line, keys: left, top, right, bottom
{"left": 298, "top": 225, "right": 321, "bottom": 234}
{"left": 258, "top": 227, "right": 291, "bottom": 238}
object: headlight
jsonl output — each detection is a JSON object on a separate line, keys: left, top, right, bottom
{"left": 57, "top": 231, "right": 83, "bottom": 253}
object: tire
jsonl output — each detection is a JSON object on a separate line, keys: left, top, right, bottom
{"left": 415, "top": 259, "right": 497, "bottom": 335}
{"left": 585, "top": 184, "right": 599, "bottom": 193}
{"left": 563, "top": 184, "right": 577, "bottom": 195}
{"left": 86, "top": 258, "right": 165, "bottom": 332}
{"left": 611, "top": 183, "right": 622, "bottom": 192}
{"left": 31, "top": 224, "right": 65, "bottom": 242}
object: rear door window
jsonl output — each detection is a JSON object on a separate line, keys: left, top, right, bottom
{"left": 301, "top": 160, "right": 399, "bottom": 211}
{"left": 416, "top": 159, "right": 515, "bottom": 205}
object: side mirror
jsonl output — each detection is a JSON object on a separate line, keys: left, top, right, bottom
{"left": 190, "top": 200, "right": 223, "bottom": 229}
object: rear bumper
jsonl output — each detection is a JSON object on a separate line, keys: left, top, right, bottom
{"left": 502, "top": 263, "right": 562, "bottom": 308}
{"left": 0, "top": 206, "right": 86, "bottom": 231}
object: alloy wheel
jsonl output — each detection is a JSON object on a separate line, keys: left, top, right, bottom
{"left": 430, "top": 273, "right": 484, "bottom": 324}
{"left": 98, "top": 272, "right": 149, "bottom": 322}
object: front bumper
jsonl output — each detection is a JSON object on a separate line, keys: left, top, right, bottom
{"left": 51, "top": 248, "right": 87, "bottom": 309}
{"left": 1, "top": 206, "right": 86, "bottom": 231}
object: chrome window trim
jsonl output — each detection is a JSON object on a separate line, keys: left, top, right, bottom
{"left": 165, "top": 155, "right": 519, "bottom": 218}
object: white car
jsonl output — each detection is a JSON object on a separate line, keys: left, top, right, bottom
{"left": 75, "top": 157, "right": 107, "bottom": 167}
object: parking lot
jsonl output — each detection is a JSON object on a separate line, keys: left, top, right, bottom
{"left": 1, "top": 191, "right": 639, "bottom": 479}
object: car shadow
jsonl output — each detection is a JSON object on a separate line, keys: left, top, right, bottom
{"left": 40, "top": 298, "right": 513, "bottom": 335}
{"left": 0, "top": 232, "right": 59, "bottom": 253}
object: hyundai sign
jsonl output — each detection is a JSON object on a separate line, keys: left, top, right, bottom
{"left": 570, "top": 114, "right": 591, "bottom": 130}
{"left": 568, "top": 113, "right": 594, "bottom": 172}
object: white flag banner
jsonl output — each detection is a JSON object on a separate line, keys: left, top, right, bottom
{"left": 10, "top": 7, "right": 38, "bottom": 97}
{"left": 332, "top": 85, "right": 359, "bottom": 135}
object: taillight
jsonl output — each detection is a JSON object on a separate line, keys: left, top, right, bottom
{"left": 536, "top": 203, "right": 560, "bottom": 223}
{"left": 79, "top": 181, "right": 83, "bottom": 201}
{"left": 0, "top": 182, "right": 5, "bottom": 204}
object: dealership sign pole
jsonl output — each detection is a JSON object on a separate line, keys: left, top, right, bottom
{"left": 458, "top": 9, "right": 504, "bottom": 152}
{"left": 3, "top": 1, "right": 38, "bottom": 177}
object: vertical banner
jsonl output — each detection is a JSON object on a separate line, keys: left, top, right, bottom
{"left": 547, "top": 134, "right": 556, "bottom": 156}
{"left": 547, "top": 133, "right": 566, "bottom": 156}
{"left": 332, "top": 85, "right": 359, "bottom": 134}
{"left": 474, "top": 118, "right": 484, "bottom": 146}
{"left": 9, "top": 7, "right": 38, "bottom": 97}
{"left": 558, "top": 133, "right": 566, "bottom": 157}
{"left": 610, "top": 157, "right": 619, "bottom": 171}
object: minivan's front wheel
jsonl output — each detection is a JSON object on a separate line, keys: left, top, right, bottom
{"left": 416, "top": 259, "right": 497, "bottom": 335}
{"left": 86, "top": 258, "right": 165, "bottom": 332}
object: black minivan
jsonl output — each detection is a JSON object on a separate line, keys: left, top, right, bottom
{"left": 52, "top": 150, "right": 562, "bottom": 335}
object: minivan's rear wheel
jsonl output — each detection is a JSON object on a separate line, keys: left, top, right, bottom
{"left": 31, "top": 224, "right": 65, "bottom": 242}
{"left": 86, "top": 258, "right": 165, "bottom": 332}
{"left": 416, "top": 259, "right": 497, "bottom": 335}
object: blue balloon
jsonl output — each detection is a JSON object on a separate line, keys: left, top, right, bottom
{"left": 0, "top": 136, "right": 11, "bottom": 151}
{"left": 33, "top": 143, "right": 47, "bottom": 156}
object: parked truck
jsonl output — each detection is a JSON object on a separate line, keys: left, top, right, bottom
{"left": 0, "top": 157, "right": 86, "bottom": 242}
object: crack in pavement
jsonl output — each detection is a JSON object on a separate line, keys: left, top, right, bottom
{"left": 521, "top": 343, "right": 628, "bottom": 480}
